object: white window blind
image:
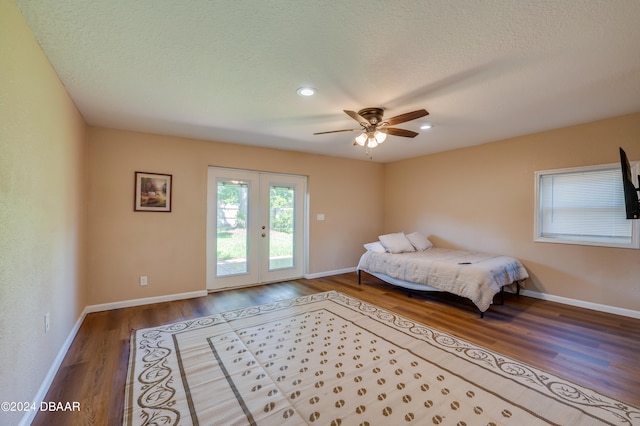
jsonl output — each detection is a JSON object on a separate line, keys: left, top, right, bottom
{"left": 535, "top": 164, "right": 638, "bottom": 249}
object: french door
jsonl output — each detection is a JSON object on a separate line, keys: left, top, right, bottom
{"left": 206, "top": 167, "right": 306, "bottom": 290}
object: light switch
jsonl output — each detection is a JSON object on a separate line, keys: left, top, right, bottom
{"left": 317, "top": 213, "right": 325, "bottom": 221}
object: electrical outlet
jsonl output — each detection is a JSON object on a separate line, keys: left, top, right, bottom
{"left": 44, "top": 312, "right": 50, "bottom": 334}
{"left": 139, "top": 275, "right": 148, "bottom": 286}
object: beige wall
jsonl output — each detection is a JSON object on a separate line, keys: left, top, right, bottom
{"left": 385, "top": 113, "right": 640, "bottom": 311}
{"left": 0, "top": 2, "right": 87, "bottom": 423}
{"left": 86, "top": 127, "right": 384, "bottom": 305}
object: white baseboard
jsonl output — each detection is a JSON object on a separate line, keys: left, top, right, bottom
{"left": 520, "top": 289, "right": 640, "bottom": 319}
{"left": 304, "top": 267, "right": 356, "bottom": 279}
{"left": 20, "top": 305, "right": 89, "bottom": 426}
{"left": 85, "top": 290, "right": 208, "bottom": 313}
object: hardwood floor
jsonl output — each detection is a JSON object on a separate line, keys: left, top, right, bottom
{"left": 33, "top": 273, "right": 640, "bottom": 425}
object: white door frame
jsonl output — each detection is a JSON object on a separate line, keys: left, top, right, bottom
{"left": 206, "top": 167, "right": 307, "bottom": 290}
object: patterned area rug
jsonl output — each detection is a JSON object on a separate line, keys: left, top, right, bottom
{"left": 124, "top": 291, "right": 639, "bottom": 425}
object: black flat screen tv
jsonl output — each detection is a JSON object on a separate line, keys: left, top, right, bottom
{"left": 619, "top": 147, "right": 640, "bottom": 219}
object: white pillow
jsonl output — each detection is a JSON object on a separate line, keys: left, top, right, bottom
{"left": 406, "top": 232, "right": 433, "bottom": 251}
{"left": 363, "top": 241, "right": 386, "bottom": 253}
{"left": 378, "top": 232, "right": 415, "bottom": 254}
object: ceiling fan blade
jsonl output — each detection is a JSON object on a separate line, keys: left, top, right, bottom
{"left": 313, "top": 129, "right": 358, "bottom": 135}
{"left": 385, "top": 109, "right": 429, "bottom": 126}
{"left": 343, "top": 110, "right": 369, "bottom": 126}
{"left": 385, "top": 127, "right": 419, "bottom": 138}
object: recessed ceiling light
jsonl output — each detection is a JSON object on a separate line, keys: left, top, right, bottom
{"left": 420, "top": 123, "right": 433, "bottom": 130}
{"left": 297, "top": 87, "right": 316, "bottom": 97}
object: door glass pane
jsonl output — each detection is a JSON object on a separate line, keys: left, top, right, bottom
{"left": 269, "top": 185, "right": 294, "bottom": 270}
{"left": 216, "top": 180, "right": 248, "bottom": 276}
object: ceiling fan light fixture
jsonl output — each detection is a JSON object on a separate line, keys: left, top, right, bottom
{"left": 355, "top": 130, "right": 386, "bottom": 149}
{"left": 296, "top": 86, "right": 316, "bottom": 97}
{"left": 420, "top": 123, "right": 433, "bottom": 130}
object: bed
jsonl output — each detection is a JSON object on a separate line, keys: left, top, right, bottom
{"left": 356, "top": 232, "right": 529, "bottom": 316}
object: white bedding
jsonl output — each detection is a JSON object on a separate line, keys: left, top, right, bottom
{"left": 357, "top": 248, "right": 529, "bottom": 312}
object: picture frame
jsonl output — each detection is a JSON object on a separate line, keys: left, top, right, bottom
{"left": 134, "top": 172, "right": 172, "bottom": 212}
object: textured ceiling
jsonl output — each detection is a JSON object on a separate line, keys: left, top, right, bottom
{"left": 16, "top": 0, "right": 640, "bottom": 162}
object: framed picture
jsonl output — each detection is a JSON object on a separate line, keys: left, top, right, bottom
{"left": 134, "top": 172, "right": 172, "bottom": 212}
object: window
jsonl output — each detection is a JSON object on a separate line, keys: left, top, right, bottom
{"left": 534, "top": 163, "right": 639, "bottom": 249}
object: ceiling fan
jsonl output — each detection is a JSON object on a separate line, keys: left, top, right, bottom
{"left": 314, "top": 107, "right": 429, "bottom": 150}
